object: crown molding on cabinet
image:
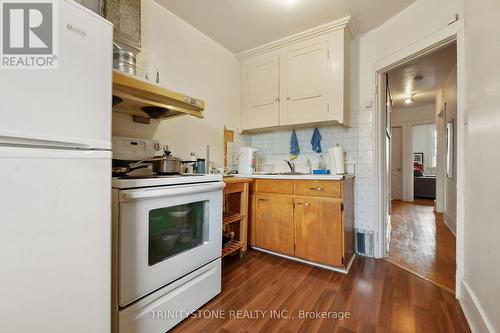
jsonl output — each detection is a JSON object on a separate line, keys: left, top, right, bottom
{"left": 237, "top": 16, "right": 356, "bottom": 61}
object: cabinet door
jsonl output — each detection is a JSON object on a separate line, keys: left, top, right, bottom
{"left": 294, "top": 197, "right": 343, "bottom": 267}
{"left": 241, "top": 56, "right": 279, "bottom": 130}
{"left": 255, "top": 194, "right": 294, "bottom": 256}
{"left": 281, "top": 41, "right": 329, "bottom": 125}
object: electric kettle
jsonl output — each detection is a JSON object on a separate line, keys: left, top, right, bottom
{"left": 238, "top": 147, "right": 259, "bottom": 175}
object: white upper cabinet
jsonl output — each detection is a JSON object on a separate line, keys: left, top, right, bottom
{"left": 239, "top": 18, "right": 353, "bottom": 132}
{"left": 282, "top": 40, "right": 329, "bottom": 126}
{"left": 241, "top": 55, "right": 279, "bottom": 130}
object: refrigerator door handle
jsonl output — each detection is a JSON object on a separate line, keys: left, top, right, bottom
{"left": 0, "top": 135, "right": 95, "bottom": 150}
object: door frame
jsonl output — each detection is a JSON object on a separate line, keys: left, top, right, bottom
{"left": 389, "top": 125, "right": 403, "bottom": 201}
{"left": 374, "top": 19, "right": 466, "bottom": 298}
{"left": 392, "top": 120, "right": 437, "bottom": 202}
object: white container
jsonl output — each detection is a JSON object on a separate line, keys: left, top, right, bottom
{"left": 238, "top": 147, "right": 259, "bottom": 175}
{"left": 329, "top": 146, "right": 345, "bottom": 175}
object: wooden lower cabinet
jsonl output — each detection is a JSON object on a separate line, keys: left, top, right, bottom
{"left": 250, "top": 178, "right": 354, "bottom": 268}
{"left": 294, "top": 197, "right": 343, "bottom": 267}
{"left": 255, "top": 193, "right": 294, "bottom": 256}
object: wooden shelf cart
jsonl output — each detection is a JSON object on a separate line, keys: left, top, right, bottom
{"left": 222, "top": 177, "right": 252, "bottom": 259}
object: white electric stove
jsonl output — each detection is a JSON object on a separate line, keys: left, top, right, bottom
{"left": 111, "top": 136, "right": 223, "bottom": 333}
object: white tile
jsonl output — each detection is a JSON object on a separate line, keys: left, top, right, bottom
{"left": 357, "top": 150, "right": 373, "bottom": 164}
{"left": 342, "top": 127, "right": 358, "bottom": 139}
{"left": 342, "top": 137, "right": 357, "bottom": 151}
{"left": 356, "top": 164, "right": 373, "bottom": 178}
{"left": 358, "top": 137, "right": 373, "bottom": 150}
{"left": 358, "top": 123, "right": 373, "bottom": 137}
{"left": 358, "top": 110, "right": 373, "bottom": 123}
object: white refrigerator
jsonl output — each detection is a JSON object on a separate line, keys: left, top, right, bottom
{"left": 0, "top": 1, "right": 113, "bottom": 332}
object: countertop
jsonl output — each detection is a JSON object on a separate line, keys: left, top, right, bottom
{"left": 240, "top": 174, "right": 354, "bottom": 181}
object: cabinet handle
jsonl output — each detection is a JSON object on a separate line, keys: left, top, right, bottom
{"left": 275, "top": 97, "right": 280, "bottom": 102}
{"left": 309, "top": 187, "right": 324, "bottom": 191}
{"left": 258, "top": 198, "right": 268, "bottom": 201}
{"left": 296, "top": 202, "right": 310, "bottom": 206}
{"left": 286, "top": 97, "right": 291, "bottom": 101}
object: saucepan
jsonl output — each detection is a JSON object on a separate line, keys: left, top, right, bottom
{"left": 113, "top": 155, "right": 182, "bottom": 177}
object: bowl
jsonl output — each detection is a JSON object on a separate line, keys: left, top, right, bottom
{"left": 178, "top": 225, "right": 194, "bottom": 243}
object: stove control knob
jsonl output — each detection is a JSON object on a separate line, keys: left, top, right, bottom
{"left": 154, "top": 143, "right": 161, "bottom": 151}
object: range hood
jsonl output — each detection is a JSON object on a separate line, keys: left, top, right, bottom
{"left": 112, "top": 70, "right": 205, "bottom": 120}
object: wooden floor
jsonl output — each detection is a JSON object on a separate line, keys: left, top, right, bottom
{"left": 387, "top": 200, "right": 456, "bottom": 293}
{"left": 171, "top": 250, "right": 469, "bottom": 333}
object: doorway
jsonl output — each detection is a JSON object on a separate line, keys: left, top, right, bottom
{"left": 383, "top": 42, "right": 458, "bottom": 293}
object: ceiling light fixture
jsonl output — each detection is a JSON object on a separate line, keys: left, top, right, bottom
{"left": 405, "top": 93, "right": 416, "bottom": 104}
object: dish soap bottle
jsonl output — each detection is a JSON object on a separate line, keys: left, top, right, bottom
{"left": 306, "top": 158, "right": 312, "bottom": 174}
{"left": 318, "top": 155, "right": 326, "bottom": 170}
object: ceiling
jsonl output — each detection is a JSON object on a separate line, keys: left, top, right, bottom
{"left": 388, "top": 43, "right": 457, "bottom": 110}
{"left": 156, "top": 0, "right": 416, "bottom": 54}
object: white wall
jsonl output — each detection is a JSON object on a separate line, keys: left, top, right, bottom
{"left": 461, "top": 0, "right": 500, "bottom": 331}
{"left": 412, "top": 123, "right": 436, "bottom": 175}
{"left": 112, "top": 0, "right": 241, "bottom": 166}
{"left": 392, "top": 104, "right": 436, "bottom": 124}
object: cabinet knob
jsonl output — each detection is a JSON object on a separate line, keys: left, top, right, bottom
{"left": 309, "top": 187, "right": 324, "bottom": 191}
{"left": 258, "top": 198, "right": 268, "bottom": 202}
{"left": 286, "top": 97, "right": 291, "bottom": 101}
{"left": 296, "top": 202, "right": 310, "bottom": 206}
{"left": 275, "top": 97, "right": 280, "bottom": 102}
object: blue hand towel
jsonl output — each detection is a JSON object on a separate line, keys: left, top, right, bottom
{"left": 290, "top": 130, "right": 300, "bottom": 160}
{"left": 311, "top": 128, "right": 322, "bottom": 153}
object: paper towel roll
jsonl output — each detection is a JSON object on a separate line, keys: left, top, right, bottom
{"left": 329, "top": 147, "right": 345, "bottom": 175}
{"left": 328, "top": 148, "right": 337, "bottom": 175}
{"left": 334, "top": 147, "right": 345, "bottom": 174}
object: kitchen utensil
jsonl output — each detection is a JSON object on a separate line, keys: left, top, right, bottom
{"left": 178, "top": 225, "right": 194, "bottom": 243}
{"left": 151, "top": 155, "right": 181, "bottom": 174}
{"left": 158, "top": 231, "right": 179, "bottom": 251}
{"left": 195, "top": 158, "right": 206, "bottom": 174}
{"left": 112, "top": 164, "right": 149, "bottom": 177}
{"left": 168, "top": 206, "right": 192, "bottom": 218}
{"left": 113, "top": 48, "right": 136, "bottom": 75}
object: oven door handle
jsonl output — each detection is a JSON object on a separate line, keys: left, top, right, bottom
{"left": 120, "top": 182, "right": 225, "bottom": 202}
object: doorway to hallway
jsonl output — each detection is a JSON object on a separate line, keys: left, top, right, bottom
{"left": 383, "top": 42, "right": 458, "bottom": 293}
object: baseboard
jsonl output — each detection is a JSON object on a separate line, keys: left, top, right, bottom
{"left": 459, "top": 279, "right": 495, "bottom": 333}
{"left": 444, "top": 212, "right": 457, "bottom": 237}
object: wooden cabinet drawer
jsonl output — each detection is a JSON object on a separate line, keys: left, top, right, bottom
{"left": 294, "top": 180, "right": 342, "bottom": 198}
{"left": 254, "top": 179, "right": 294, "bottom": 194}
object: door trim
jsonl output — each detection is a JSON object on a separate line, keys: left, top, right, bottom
{"left": 250, "top": 246, "right": 356, "bottom": 274}
{"left": 374, "top": 19, "right": 466, "bottom": 299}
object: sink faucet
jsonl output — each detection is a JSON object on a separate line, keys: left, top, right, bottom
{"left": 284, "top": 160, "right": 296, "bottom": 173}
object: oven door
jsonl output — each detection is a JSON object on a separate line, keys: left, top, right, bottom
{"left": 118, "top": 182, "right": 223, "bottom": 307}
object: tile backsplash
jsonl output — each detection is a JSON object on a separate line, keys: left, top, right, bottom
{"left": 236, "top": 126, "right": 359, "bottom": 174}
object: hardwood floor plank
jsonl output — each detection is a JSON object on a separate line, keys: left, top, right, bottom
{"left": 170, "top": 250, "right": 469, "bottom": 333}
{"left": 388, "top": 200, "right": 456, "bottom": 292}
